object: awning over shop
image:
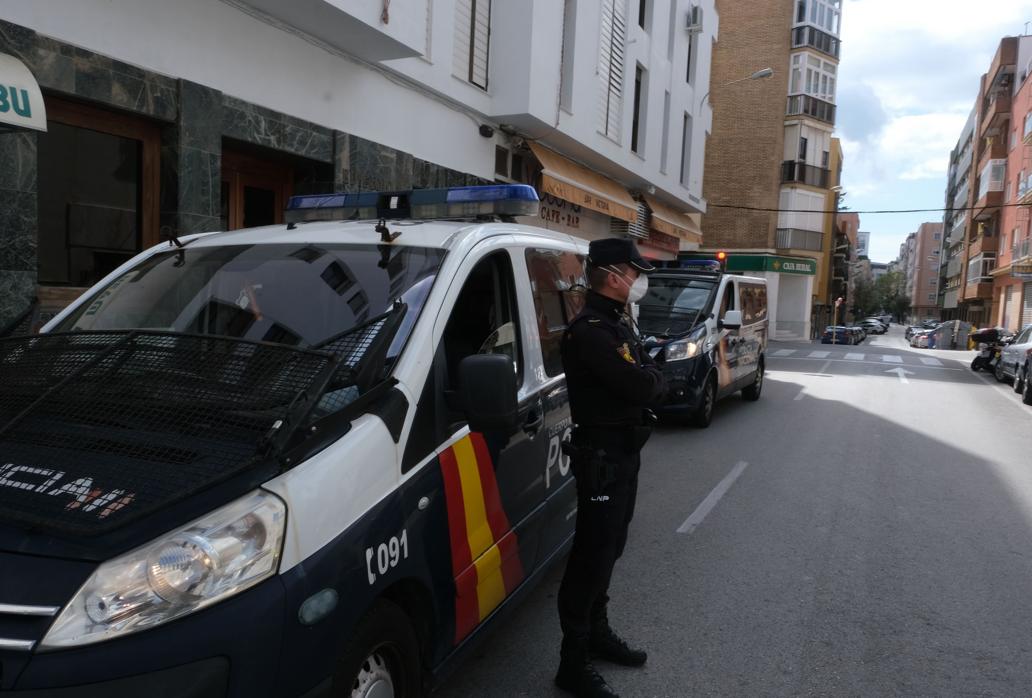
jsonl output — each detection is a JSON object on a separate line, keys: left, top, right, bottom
{"left": 642, "top": 193, "right": 702, "bottom": 244}
{"left": 0, "top": 53, "right": 46, "bottom": 132}
{"left": 529, "top": 142, "right": 637, "bottom": 222}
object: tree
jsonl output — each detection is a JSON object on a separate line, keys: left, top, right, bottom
{"left": 851, "top": 275, "right": 878, "bottom": 318}
{"left": 874, "top": 271, "right": 910, "bottom": 322}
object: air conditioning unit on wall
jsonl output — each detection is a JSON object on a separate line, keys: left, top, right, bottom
{"left": 686, "top": 5, "right": 703, "bottom": 34}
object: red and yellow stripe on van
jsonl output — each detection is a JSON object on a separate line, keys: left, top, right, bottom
{"left": 439, "top": 433, "right": 524, "bottom": 644}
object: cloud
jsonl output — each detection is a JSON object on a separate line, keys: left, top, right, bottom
{"left": 833, "top": 0, "right": 1032, "bottom": 258}
{"left": 836, "top": 81, "right": 887, "bottom": 144}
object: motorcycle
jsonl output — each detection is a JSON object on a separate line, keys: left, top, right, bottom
{"left": 969, "top": 328, "right": 1013, "bottom": 372}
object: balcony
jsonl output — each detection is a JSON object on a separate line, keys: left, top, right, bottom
{"left": 1018, "top": 172, "right": 1032, "bottom": 204}
{"left": 1024, "top": 111, "right": 1032, "bottom": 145}
{"left": 946, "top": 255, "right": 963, "bottom": 278}
{"left": 973, "top": 158, "right": 1006, "bottom": 220}
{"left": 979, "top": 88, "right": 1012, "bottom": 138}
{"left": 1014, "top": 237, "right": 1032, "bottom": 262}
{"left": 943, "top": 288, "right": 959, "bottom": 309}
{"left": 786, "top": 94, "right": 836, "bottom": 124}
{"left": 776, "top": 228, "right": 823, "bottom": 251}
{"left": 962, "top": 281, "right": 994, "bottom": 301}
{"left": 236, "top": 0, "right": 426, "bottom": 62}
{"left": 976, "top": 136, "right": 1007, "bottom": 174}
{"left": 791, "top": 26, "right": 840, "bottom": 58}
{"left": 967, "top": 235, "right": 990, "bottom": 258}
{"left": 972, "top": 190, "right": 1003, "bottom": 220}
{"left": 781, "top": 161, "right": 831, "bottom": 188}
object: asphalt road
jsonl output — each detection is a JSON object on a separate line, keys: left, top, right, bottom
{"left": 434, "top": 325, "right": 1032, "bottom": 697}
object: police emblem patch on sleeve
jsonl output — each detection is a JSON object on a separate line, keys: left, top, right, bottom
{"left": 618, "top": 342, "right": 636, "bottom": 364}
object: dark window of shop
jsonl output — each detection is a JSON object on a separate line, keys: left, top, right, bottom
{"left": 221, "top": 146, "right": 296, "bottom": 231}
{"left": 525, "top": 249, "right": 587, "bottom": 376}
{"left": 36, "top": 98, "right": 160, "bottom": 290}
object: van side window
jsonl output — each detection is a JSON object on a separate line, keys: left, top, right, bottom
{"left": 442, "top": 251, "right": 524, "bottom": 391}
{"left": 738, "top": 283, "right": 768, "bottom": 324}
{"left": 525, "top": 249, "right": 587, "bottom": 376}
{"left": 718, "top": 282, "right": 735, "bottom": 319}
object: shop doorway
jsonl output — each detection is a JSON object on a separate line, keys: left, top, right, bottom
{"left": 221, "top": 147, "right": 294, "bottom": 230}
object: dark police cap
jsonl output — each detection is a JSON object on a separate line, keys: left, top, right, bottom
{"left": 587, "top": 238, "right": 655, "bottom": 272}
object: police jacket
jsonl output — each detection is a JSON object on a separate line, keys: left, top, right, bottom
{"left": 561, "top": 291, "right": 666, "bottom": 428}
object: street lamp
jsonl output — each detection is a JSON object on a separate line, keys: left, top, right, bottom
{"left": 699, "top": 67, "right": 774, "bottom": 111}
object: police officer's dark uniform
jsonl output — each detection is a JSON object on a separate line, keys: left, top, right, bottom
{"left": 555, "top": 239, "right": 667, "bottom": 698}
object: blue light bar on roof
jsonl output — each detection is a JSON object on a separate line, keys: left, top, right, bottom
{"left": 677, "top": 259, "right": 723, "bottom": 273}
{"left": 285, "top": 184, "right": 539, "bottom": 224}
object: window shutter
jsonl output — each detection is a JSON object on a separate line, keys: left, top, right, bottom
{"left": 454, "top": 0, "right": 490, "bottom": 90}
{"left": 598, "top": 0, "right": 626, "bottom": 141}
{"left": 470, "top": 0, "right": 491, "bottom": 89}
{"left": 453, "top": 0, "right": 472, "bottom": 78}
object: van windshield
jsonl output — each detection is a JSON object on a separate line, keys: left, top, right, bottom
{"left": 55, "top": 243, "right": 446, "bottom": 361}
{"left": 637, "top": 276, "right": 716, "bottom": 337}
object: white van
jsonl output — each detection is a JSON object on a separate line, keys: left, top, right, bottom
{"left": 0, "top": 186, "right": 593, "bottom": 697}
{"left": 637, "top": 260, "right": 768, "bottom": 427}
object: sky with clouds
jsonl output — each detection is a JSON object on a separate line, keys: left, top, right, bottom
{"left": 837, "top": 0, "right": 1032, "bottom": 263}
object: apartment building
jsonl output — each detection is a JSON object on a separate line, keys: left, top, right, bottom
{"left": 939, "top": 107, "right": 976, "bottom": 320}
{"left": 0, "top": 0, "right": 718, "bottom": 330}
{"left": 703, "top": 0, "right": 841, "bottom": 340}
{"left": 903, "top": 223, "right": 943, "bottom": 321}
{"left": 940, "top": 34, "right": 1032, "bottom": 329}
{"left": 995, "top": 38, "right": 1032, "bottom": 330}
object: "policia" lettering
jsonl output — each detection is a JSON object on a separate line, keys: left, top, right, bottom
{"left": 0, "top": 462, "right": 135, "bottom": 519}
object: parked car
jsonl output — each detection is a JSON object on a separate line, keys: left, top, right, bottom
{"left": 910, "top": 329, "right": 934, "bottom": 348}
{"left": 921, "top": 319, "right": 939, "bottom": 329}
{"left": 847, "top": 326, "right": 866, "bottom": 343}
{"left": 821, "top": 326, "right": 852, "bottom": 344}
{"left": 861, "top": 319, "right": 887, "bottom": 334}
{"left": 905, "top": 325, "right": 924, "bottom": 340}
{"left": 996, "top": 324, "right": 1032, "bottom": 386}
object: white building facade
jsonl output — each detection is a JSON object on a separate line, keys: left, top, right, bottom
{"left": 0, "top": 0, "right": 718, "bottom": 327}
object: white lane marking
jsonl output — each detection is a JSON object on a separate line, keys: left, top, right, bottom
{"left": 772, "top": 349, "right": 796, "bottom": 357}
{"left": 808, "top": 351, "right": 830, "bottom": 358}
{"left": 818, "top": 360, "right": 832, "bottom": 374}
{"left": 885, "top": 367, "right": 914, "bottom": 384}
{"left": 767, "top": 356, "right": 962, "bottom": 371}
{"left": 882, "top": 355, "right": 903, "bottom": 363}
{"left": 677, "top": 461, "right": 749, "bottom": 534}
{"left": 794, "top": 389, "right": 806, "bottom": 401}
{"left": 845, "top": 353, "right": 865, "bottom": 361}
{"left": 920, "top": 357, "right": 943, "bottom": 366}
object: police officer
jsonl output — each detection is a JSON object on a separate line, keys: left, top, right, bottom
{"left": 554, "top": 238, "right": 667, "bottom": 698}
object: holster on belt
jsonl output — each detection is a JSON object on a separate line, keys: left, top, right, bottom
{"left": 561, "top": 437, "right": 618, "bottom": 493}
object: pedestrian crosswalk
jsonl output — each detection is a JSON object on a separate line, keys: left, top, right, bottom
{"left": 768, "top": 348, "right": 955, "bottom": 369}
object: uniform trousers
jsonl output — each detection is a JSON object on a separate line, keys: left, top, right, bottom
{"left": 556, "top": 432, "right": 641, "bottom": 656}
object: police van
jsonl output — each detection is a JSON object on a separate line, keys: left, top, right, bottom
{"left": 0, "top": 185, "right": 592, "bottom": 696}
{"left": 637, "top": 260, "right": 768, "bottom": 427}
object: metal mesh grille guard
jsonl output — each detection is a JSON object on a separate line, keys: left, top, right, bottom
{"left": 0, "top": 331, "right": 345, "bottom": 537}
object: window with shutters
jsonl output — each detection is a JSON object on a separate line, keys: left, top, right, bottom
{"left": 680, "top": 112, "right": 693, "bottom": 187}
{"left": 598, "top": 0, "right": 627, "bottom": 142}
{"left": 453, "top": 0, "right": 491, "bottom": 90}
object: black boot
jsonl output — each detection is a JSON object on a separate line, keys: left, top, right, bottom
{"left": 589, "top": 622, "right": 647, "bottom": 667}
{"left": 555, "top": 640, "right": 620, "bottom": 698}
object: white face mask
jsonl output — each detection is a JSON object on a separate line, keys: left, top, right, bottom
{"left": 606, "top": 267, "right": 649, "bottom": 303}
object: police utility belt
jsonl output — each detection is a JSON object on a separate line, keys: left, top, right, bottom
{"left": 560, "top": 422, "right": 653, "bottom": 492}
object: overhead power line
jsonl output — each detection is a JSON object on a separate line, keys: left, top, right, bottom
{"left": 707, "top": 202, "right": 1029, "bottom": 215}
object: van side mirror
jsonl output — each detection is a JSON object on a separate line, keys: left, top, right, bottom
{"left": 721, "top": 310, "right": 743, "bottom": 330}
{"left": 458, "top": 354, "right": 518, "bottom": 434}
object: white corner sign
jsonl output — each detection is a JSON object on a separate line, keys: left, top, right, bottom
{"left": 0, "top": 53, "right": 47, "bottom": 132}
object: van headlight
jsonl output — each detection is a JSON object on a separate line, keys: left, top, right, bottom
{"left": 41, "top": 490, "right": 286, "bottom": 649}
{"left": 663, "top": 328, "right": 709, "bottom": 363}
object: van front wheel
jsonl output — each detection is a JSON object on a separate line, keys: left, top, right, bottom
{"left": 335, "top": 600, "right": 422, "bottom": 698}
{"left": 742, "top": 359, "right": 764, "bottom": 401}
{"left": 693, "top": 376, "right": 717, "bottom": 428}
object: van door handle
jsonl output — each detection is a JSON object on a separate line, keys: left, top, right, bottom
{"left": 523, "top": 409, "right": 544, "bottom": 435}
